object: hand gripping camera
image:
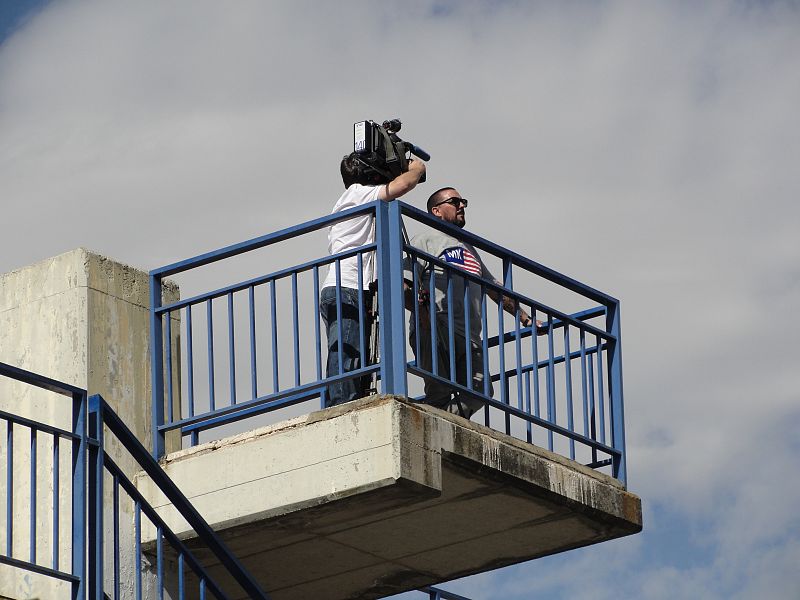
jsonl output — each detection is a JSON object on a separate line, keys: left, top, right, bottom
{"left": 352, "top": 119, "right": 430, "bottom": 183}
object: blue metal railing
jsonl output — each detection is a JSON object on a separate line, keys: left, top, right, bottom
{"left": 0, "top": 362, "right": 86, "bottom": 599}
{"left": 420, "top": 586, "right": 474, "bottom": 600}
{"left": 1, "top": 362, "right": 270, "bottom": 600}
{"left": 150, "top": 199, "right": 627, "bottom": 483}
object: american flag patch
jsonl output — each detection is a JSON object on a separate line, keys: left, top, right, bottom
{"left": 440, "top": 246, "right": 482, "bottom": 276}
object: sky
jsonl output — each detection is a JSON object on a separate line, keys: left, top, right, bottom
{"left": 1, "top": 1, "right": 799, "bottom": 599}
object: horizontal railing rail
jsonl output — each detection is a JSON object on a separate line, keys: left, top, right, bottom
{"left": 398, "top": 203, "right": 618, "bottom": 306}
{"left": 151, "top": 202, "right": 378, "bottom": 278}
{"left": 150, "top": 198, "right": 627, "bottom": 484}
{"left": 404, "top": 244, "right": 614, "bottom": 339}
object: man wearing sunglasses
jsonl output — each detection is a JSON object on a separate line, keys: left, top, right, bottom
{"left": 406, "top": 187, "right": 540, "bottom": 419}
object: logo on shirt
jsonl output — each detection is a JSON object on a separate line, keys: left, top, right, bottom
{"left": 440, "top": 246, "right": 482, "bottom": 275}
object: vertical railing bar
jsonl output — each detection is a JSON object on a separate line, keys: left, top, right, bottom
{"left": 270, "top": 279, "right": 279, "bottom": 393}
{"left": 531, "top": 308, "right": 541, "bottom": 426}
{"left": 206, "top": 299, "right": 216, "bottom": 412}
{"left": 178, "top": 553, "right": 185, "bottom": 600}
{"left": 429, "top": 263, "right": 438, "bottom": 377}
{"left": 52, "top": 434, "right": 60, "bottom": 570}
{"left": 380, "top": 200, "right": 408, "bottom": 396}
{"left": 186, "top": 305, "right": 195, "bottom": 419}
{"left": 580, "top": 329, "right": 589, "bottom": 438}
{"left": 292, "top": 272, "right": 300, "bottom": 388}
{"left": 503, "top": 257, "right": 514, "bottom": 435}
{"left": 165, "top": 312, "right": 174, "bottom": 427}
{"left": 157, "top": 526, "right": 164, "bottom": 600}
{"left": 228, "top": 291, "right": 237, "bottom": 405}
{"left": 497, "top": 293, "right": 508, "bottom": 433}
{"left": 199, "top": 579, "right": 206, "bottom": 600}
{"left": 481, "top": 285, "right": 490, "bottom": 427}
{"left": 249, "top": 286, "right": 258, "bottom": 401}
{"left": 335, "top": 260, "right": 344, "bottom": 383}
{"left": 412, "top": 254, "right": 421, "bottom": 363}
{"left": 515, "top": 305, "right": 524, "bottom": 412}
{"left": 313, "top": 266, "right": 323, "bottom": 382}
{"left": 135, "top": 501, "right": 142, "bottom": 600}
{"left": 606, "top": 300, "right": 627, "bottom": 483}
{"left": 588, "top": 352, "right": 597, "bottom": 464}
{"left": 524, "top": 371, "right": 532, "bottom": 443}
{"left": 71, "top": 391, "right": 86, "bottom": 599}
{"left": 446, "top": 269, "right": 456, "bottom": 382}
{"left": 113, "top": 476, "right": 120, "bottom": 600}
{"left": 357, "top": 253, "right": 367, "bottom": 374}
{"left": 6, "top": 422, "right": 12, "bottom": 556}
{"left": 597, "top": 332, "right": 607, "bottom": 445}
{"left": 546, "top": 315, "right": 556, "bottom": 451}
{"left": 88, "top": 398, "right": 103, "bottom": 600}
{"left": 463, "top": 278, "right": 472, "bottom": 391}
{"left": 564, "top": 325, "right": 575, "bottom": 460}
{"left": 188, "top": 306, "right": 198, "bottom": 445}
{"left": 30, "top": 428, "right": 37, "bottom": 565}
{"left": 149, "top": 274, "right": 166, "bottom": 459}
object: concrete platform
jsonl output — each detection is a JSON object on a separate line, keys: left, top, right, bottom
{"left": 136, "top": 396, "right": 642, "bottom": 600}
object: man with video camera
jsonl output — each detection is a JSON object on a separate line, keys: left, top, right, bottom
{"left": 320, "top": 153, "right": 426, "bottom": 406}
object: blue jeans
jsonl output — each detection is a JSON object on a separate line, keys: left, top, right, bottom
{"left": 319, "top": 286, "right": 371, "bottom": 406}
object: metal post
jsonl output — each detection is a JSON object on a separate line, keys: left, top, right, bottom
{"left": 87, "top": 395, "right": 104, "bottom": 600}
{"left": 606, "top": 300, "right": 628, "bottom": 485}
{"left": 71, "top": 391, "right": 87, "bottom": 600}
{"left": 376, "top": 201, "right": 408, "bottom": 396}
{"left": 149, "top": 273, "right": 166, "bottom": 459}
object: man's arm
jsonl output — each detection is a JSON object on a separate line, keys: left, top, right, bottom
{"left": 486, "top": 285, "right": 543, "bottom": 331}
{"left": 378, "top": 159, "right": 426, "bottom": 200}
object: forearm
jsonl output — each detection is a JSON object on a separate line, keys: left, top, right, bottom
{"left": 382, "top": 161, "right": 426, "bottom": 200}
{"left": 488, "top": 288, "right": 535, "bottom": 327}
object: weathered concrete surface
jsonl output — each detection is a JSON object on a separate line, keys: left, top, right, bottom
{"left": 0, "top": 248, "right": 180, "bottom": 452}
{"left": 138, "top": 395, "right": 642, "bottom": 600}
{"left": 0, "top": 248, "right": 180, "bottom": 600}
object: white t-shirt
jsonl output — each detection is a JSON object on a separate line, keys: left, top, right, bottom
{"left": 322, "top": 183, "right": 384, "bottom": 290}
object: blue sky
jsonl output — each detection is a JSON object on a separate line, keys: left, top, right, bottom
{"left": 1, "top": 2, "right": 798, "bottom": 599}
{"left": 0, "top": 0, "right": 48, "bottom": 44}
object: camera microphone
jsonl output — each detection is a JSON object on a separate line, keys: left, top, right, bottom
{"left": 407, "top": 144, "right": 431, "bottom": 162}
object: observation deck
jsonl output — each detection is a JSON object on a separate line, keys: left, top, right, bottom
{"left": 138, "top": 199, "right": 642, "bottom": 598}
{"left": 1, "top": 204, "right": 640, "bottom": 599}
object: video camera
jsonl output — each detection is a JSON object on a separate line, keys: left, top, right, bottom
{"left": 352, "top": 119, "right": 430, "bottom": 183}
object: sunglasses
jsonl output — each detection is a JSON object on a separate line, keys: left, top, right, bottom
{"left": 434, "top": 197, "right": 468, "bottom": 209}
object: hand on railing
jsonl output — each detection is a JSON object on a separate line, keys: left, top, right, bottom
{"left": 521, "top": 313, "right": 546, "bottom": 335}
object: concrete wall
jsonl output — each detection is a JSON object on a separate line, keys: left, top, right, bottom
{"left": 0, "top": 248, "right": 179, "bottom": 599}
